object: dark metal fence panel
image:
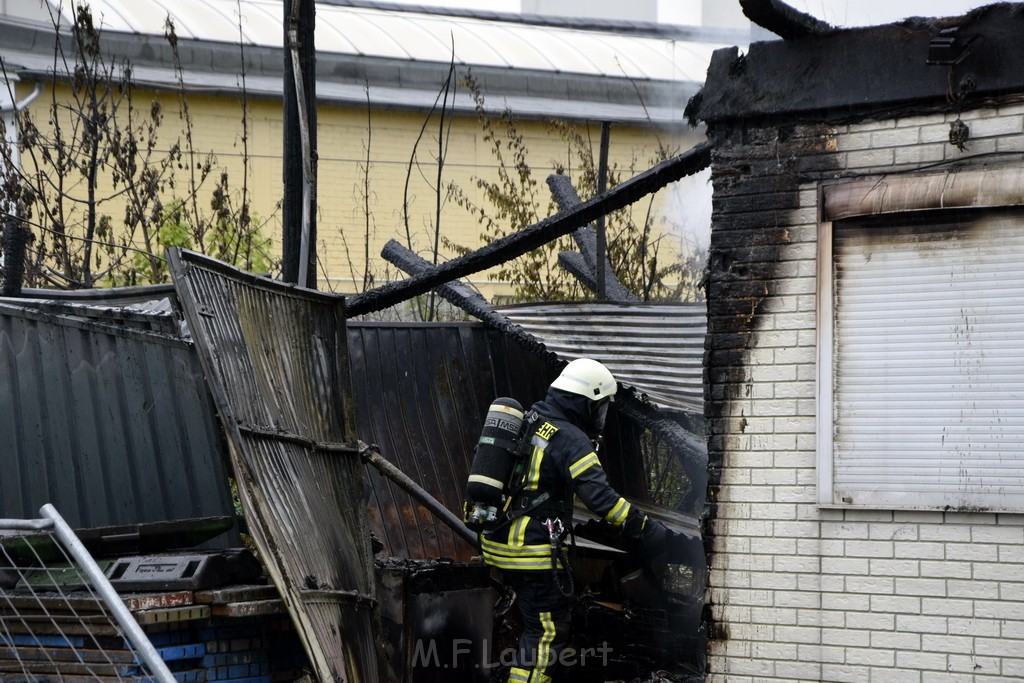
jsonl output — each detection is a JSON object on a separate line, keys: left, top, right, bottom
{"left": 347, "top": 322, "right": 561, "bottom": 561}
{"left": 169, "top": 250, "right": 378, "bottom": 683}
{"left": 0, "top": 301, "right": 233, "bottom": 529}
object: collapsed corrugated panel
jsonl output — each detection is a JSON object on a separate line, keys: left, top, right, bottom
{"left": 168, "top": 250, "right": 378, "bottom": 683}
{"left": 0, "top": 299, "right": 234, "bottom": 529}
{"left": 348, "top": 322, "right": 560, "bottom": 561}
{"left": 497, "top": 301, "right": 706, "bottom": 415}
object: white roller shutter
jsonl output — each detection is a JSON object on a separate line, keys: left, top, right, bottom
{"left": 826, "top": 211, "right": 1024, "bottom": 510}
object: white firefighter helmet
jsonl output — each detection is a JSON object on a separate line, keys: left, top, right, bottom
{"left": 550, "top": 358, "right": 617, "bottom": 401}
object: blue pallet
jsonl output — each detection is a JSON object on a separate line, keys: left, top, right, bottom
{"left": 0, "top": 633, "right": 88, "bottom": 648}
{"left": 156, "top": 643, "right": 206, "bottom": 662}
{"left": 173, "top": 669, "right": 207, "bottom": 683}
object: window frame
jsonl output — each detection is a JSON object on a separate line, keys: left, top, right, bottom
{"left": 816, "top": 164, "right": 1024, "bottom": 510}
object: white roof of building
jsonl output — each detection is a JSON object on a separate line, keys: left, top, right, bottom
{"left": 25, "top": 0, "right": 718, "bottom": 83}
{"left": 1, "top": 0, "right": 728, "bottom": 122}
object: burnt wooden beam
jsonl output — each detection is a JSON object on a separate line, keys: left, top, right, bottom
{"left": 347, "top": 138, "right": 715, "bottom": 317}
{"left": 360, "top": 442, "right": 479, "bottom": 549}
{"left": 557, "top": 251, "right": 599, "bottom": 293}
{"left": 380, "top": 240, "right": 708, "bottom": 519}
{"left": 546, "top": 173, "right": 585, "bottom": 222}
{"left": 380, "top": 240, "right": 557, "bottom": 363}
{"left": 739, "top": 0, "right": 832, "bottom": 40}
{"left": 546, "top": 174, "right": 638, "bottom": 302}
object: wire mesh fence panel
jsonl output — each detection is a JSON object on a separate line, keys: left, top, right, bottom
{"left": 0, "top": 506, "right": 175, "bottom": 682}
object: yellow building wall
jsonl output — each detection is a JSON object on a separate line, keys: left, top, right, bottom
{"left": 18, "top": 81, "right": 699, "bottom": 300}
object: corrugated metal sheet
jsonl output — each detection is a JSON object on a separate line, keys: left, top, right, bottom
{"left": 497, "top": 302, "right": 706, "bottom": 415}
{"left": 348, "top": 323, "right": 559, "bottom": 561}
{"left": 0, "top": 299, "right": 234, "bottom": 529}
{"left": 168, "top": 250, "right": 378, "bottom": 683}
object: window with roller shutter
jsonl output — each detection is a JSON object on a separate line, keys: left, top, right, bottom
{"left": 817, "top": 168, "right": 1024, "bottom": 511}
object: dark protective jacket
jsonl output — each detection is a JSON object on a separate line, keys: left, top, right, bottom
{"left": 480, "top": 387, "right": 644, "bottom": 571}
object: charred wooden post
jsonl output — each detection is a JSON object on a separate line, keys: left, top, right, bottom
{"left": 347, "top": 138, "right": 716, "bottom": 317}
{"left": 2, "top": 215, "right": 30, "bottom": 297}
{"left": 739, "top": 0, "right": 833, "bottom": 40}
{"left": 282, "top": 0, "right": 317, "bottom": 287}
{"left": 546, "top": 173, "right": 638, "bottom": 302}
{"left": 595, "top": 122, "right": 611, "bottom": 299}
{"left": 378, "top": 240, "right": 558, "bottom": 363}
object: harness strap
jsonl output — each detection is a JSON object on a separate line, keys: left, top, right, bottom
{"left": 484, "top": 491, "right": 553, "bottom": 535}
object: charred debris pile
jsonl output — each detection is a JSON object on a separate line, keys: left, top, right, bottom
{"left": 2, "top": 93, "right": 720, "bottom": 683}
{"left": 0, "top": 140, "right": 714, "bottom": 681}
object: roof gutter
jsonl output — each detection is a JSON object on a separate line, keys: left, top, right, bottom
{"left": 0, "top": 80, "right": 43, "bottom": 112}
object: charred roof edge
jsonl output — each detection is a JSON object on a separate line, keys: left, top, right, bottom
{"left": 696, "top": 3, "right": 1024, "bottom": 125}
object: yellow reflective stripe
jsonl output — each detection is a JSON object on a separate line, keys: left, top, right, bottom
{"left": 530, "top": 611, "right": 556, "bottom": 683}
{"left": 604, "top": 497, "right": 631, "bottom": 526}
{"left": 509, "top": 669, "right": 530, "bottom": 683}
{"left": 569, "top": 452, "right": 600, "bottom": 479}
{"left": 525, "top": 444, "right": 544, "bottom": 491}
{"left": 480, "top": 539, "right": 550, "bottom": 557}
{"left": 482, "top": 548, "right": 551, "bottom": 561}
{"left": 515, "top": 516, "right": 529, "bottom": 546}
{"left": 481, "top": 528, "right": 554, "bottom": 571}
{"left": 503, "top": 516, "right": 531, "bottom": 547}
{"left": 481, "top": 554, "right": 554, "bottom": 571}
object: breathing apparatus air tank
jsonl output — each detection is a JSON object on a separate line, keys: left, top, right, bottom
{"left": 464, "top": 397, "right": 525, "bottom": 528}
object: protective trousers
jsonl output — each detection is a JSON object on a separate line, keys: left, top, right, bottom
{"left": 504, "top": 570, "right": 572, "bottom": 683}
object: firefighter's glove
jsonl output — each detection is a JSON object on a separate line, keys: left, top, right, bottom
{"left": 622, "top": 510, "right": 647, "bottom": 539}
{"left": 639, "top": 518, "right": 671, "bottom": 579}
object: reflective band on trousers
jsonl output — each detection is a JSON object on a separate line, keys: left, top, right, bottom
{"left": 532, "top": 611, "right": 556, "bottom": 683}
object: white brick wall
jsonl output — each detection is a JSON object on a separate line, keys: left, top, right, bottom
{"left": 707, "top": 100, "right": 1024, "bottom": 681}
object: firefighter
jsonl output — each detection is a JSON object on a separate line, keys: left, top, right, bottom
{"left": 480, "top": 358, "right": 669, "bottom": 683}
